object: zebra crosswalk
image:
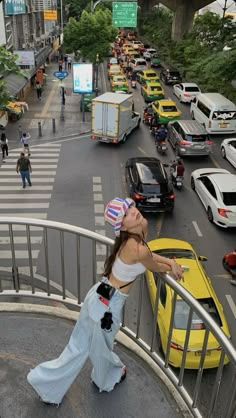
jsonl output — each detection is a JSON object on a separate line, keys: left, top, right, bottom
{"left": 0, "top": 143, "right": 61, "bottom": 275}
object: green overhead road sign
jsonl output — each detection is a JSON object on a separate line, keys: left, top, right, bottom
{"left": 112, "top": 2, "right": 137, "bottom": 28}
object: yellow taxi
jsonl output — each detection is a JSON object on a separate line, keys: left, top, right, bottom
{"left": 108, "top": 64, "right": 123, "bottom": 80}
{"left": 145, "top": 238, "right": 231, "bottom": 369}
{"left": 152, "top": 99, "right": 181, "bottom": 124}
{"left": 141, "top": 82, "right": 164, "bottom": 102}
{"left": 137, "top": 69, "right": 160, "bottom": 85}
{"left": 111, "top": 75, "right": 129, "bottom": 92}
{"left": 122, "top": 43, "right": 131, "bottom": 52}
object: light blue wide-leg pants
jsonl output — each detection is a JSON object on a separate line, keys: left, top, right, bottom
{"left": 27, "top": 280, "right": 128, "bottom": 404}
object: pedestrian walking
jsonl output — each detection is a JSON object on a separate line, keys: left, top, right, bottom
{"left": 36, "top": 81, "right": 42, "bottom": 100}
{"left": 20, "top": 132, "right": 31, "bottom": 156}
{"left": 58, "top": 58, "right": 63, "bottom": 72}
{"left": 0, "top": 133, "right": 9, "bottom": 162}
{"left": 67, "top": 56, "right": 72, "bottom": 70}
{"left": 16, "top": 152, "right": 32, "bottom": 189}
{"left": 27, "top": 197, "right": 183, "bottom": 406}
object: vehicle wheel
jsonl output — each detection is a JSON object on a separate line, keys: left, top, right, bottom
{"left": 191, "top": 176, "right": 195, "bottom": 190}
{"left": 191, "top": 112, "right": 195, "bottom": 120}
{"left": 207, "top": 207, "right": 213, "bottom": 223}
{"left": 221, "top": 147, "right": 226, "bottom": 159}
{"left": 122, "top": 134, "right": 127, "bottom": 144}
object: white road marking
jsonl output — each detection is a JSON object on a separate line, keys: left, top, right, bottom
{"left": 0, "top": 225, "right": 43, "bottom": 231}
{"left": 6, "top": 159, "right": 58, "bottom": 163}
{"left": 192, "top": 221, "right": 203, "bottom": 237}
{"left": 93, "top": 176, "right": 102, "bottom": 183}
{"left": 0, "top": 213, "right": 47, "bottom": 218}
{"left": 94, "top": 204, "right": 104, "bottom": 213}
{"left": 137, "top": 146, "right": 147, "bottom": 155}
{"left": 0, "top": 236, "right": 42, "bottom": 244}
{"left": 3, "top": 165, "right": 57, "bottom": 169}
{"left": 0, "top": 250, "right": 39, "bottom": 259}
{"left": 9, "top": 153, "right": 60, "bottom": 157}
{"left": 95, "top": 229, "right": 106, "bottom": 236}
{"left": 225, "top": 295, "right": 236, "bottom": 319}
{"left": 0, "top": 203, "right": 49, "bottom": 209}
{"left": 96, "top": 243, "right": 107, "bottom": 256}
{"left": 0, "top": 194, "right": 51, "bottom": 199}
{"left": 0, "top": 186, "right": 53, "bottom": 190}
{"left": 93, "top": 184, "right": 102, "bottom": 192}
{"left": 95, "top": 216, "right": 105, "bottom": 226}
{"left": 0, "top": 178, "right": 55, "bottom": 182}
{"left": 93, "top": 193, "right": 103, "bottom": 201}
{"left": 0, "top": 171, "right": 56, "bottom": 175}
{"left": 96, "top": 261, "right": 104, "bottom": 274}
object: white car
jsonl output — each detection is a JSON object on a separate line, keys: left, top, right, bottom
{"left": 131, "top": 40, "right": 144, "bottom": 50}
{"left": 107, "top": 57, "right": 118, "bottom": 68}
{"left": 173, "top": 83, "right": 201, "bottom": 103}
{"left": 129, "top": 58, "right": 147, "bottom": 73}
{"left": 221, "top": 138, "right": 236, "bottom": 168}
{"left": 143, "top": 48, "right": 157, "bottom": 60}
{"left": 191, "top": 168, "right": 236, "bottom": 228}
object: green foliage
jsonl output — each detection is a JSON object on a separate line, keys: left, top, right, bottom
{"left": 138, "top": 8, "right": 172, "bottom": 55}
{"left": 63, "top": 9, "right": 117, "bottom": 63}
{"left": 0, "top": 46, "right": 22, "bottom": 107}
{"left": 64, "top": 0, "right": 90, "bottom": 19}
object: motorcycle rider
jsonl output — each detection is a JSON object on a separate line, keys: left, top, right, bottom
{"left": 155, "top": 124, "right": 167, "bottom": 146}
{"left": 171, "top": 158, "right": 185, "bottom": 179}
{"left": 224, "top": 250, "right": 236, "bottom": 285}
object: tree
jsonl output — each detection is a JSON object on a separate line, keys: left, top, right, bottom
{"left": 64, "top": 0, "right": 90, "bottom": 20}
{"left": 63, "top": 9, "right": 117, "bottom": 63}
{"left": 0, "top": 47, "right": 22, "bottom": 108}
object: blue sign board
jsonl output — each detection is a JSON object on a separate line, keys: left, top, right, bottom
{"left": 72, "top": 64, "right": 93, "bottom": 94}
{"left": 53, "top": 71, "right": 69, "bottom": 80}
{"left": 5, "top": 0, "right": 26, "bottom": 15}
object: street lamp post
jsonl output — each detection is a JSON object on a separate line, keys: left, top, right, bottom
{"left": 95, "top": 53, "right": 99, "bottom": 96}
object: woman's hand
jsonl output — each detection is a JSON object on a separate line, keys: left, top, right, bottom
{"left": 169, "top": 260, "right": 184, "bottom": 282}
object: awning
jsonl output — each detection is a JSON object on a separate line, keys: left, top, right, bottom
{"left": 4, "top": 73, "right": 29, "bottom": 97}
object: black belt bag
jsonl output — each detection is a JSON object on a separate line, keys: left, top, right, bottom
{"left": 96, "top": 279, "right": 134, "bottom": 300}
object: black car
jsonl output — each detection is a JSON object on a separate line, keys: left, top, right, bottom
{"left": 125, "top": 157, "right": 174, "bottom": 212}
{"left": 160, "top": 67, "right": 182, "bottom": 85}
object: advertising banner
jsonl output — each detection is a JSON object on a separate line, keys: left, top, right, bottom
{"left": 5, "top": 0, "right": 26, "bottom": 15}
{"left": 72, "top": 63, "right": 93, "bottom": 94}
{"left": 14, "top": 50, "right": 35, "bottom": 66}
{"left": 44, "top": 10, "right": 57, "bottom": 20}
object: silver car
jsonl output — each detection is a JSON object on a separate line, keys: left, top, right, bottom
{"left": 167, "top": 120, "right": 212, "bottom": 157}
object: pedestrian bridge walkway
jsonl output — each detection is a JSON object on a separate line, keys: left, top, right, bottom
{"left": 0, "top": 217, "right": 236, "bottom": 418}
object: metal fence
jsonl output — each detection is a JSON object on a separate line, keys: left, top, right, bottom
{"left": 0, "top": 217, "right": 235, "bottom": 418}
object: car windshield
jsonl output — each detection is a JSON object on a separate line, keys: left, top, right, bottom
{"left": 185, "top": 135, "right": 208, "bottom": 143}
{"left": 114, "top": 77, "right": 126, "bottom": 82}
{"left": 185, "top": 86, "right": 200, "bottom": 92}
{"left": 146, "top": 73, "right": 157, "bottom": 77}
{"left": 153, "top": 248, "right": 196, "bottom": 259}
{"left": 222, "top": 192, "right": 236, "bottom": 206}
{"left": 174, "top": 298, "right": 222, "bottom": 330}
{"left": 162, "top": 105, "right": 178, "bottom": 112}
{"left": 152, "top": 54, "right": 159, "bottom": 58}
{"left": 137, "top": 61, "right": 146, "bottom": 66}
{"left": 150, "top": 86, "right": 162, "bottom": 91}
{"left": 169, "top": 72, "right": 180, "bottom": 78}
{"left": 212, "top": 111, "right": 236, "bottom": 120}
{"left": 142, "top": 183, "right": 169, "bottom": 194}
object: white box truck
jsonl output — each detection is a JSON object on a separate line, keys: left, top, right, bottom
{"left": 91, "top": 92, "right": 141, "bottom": 143}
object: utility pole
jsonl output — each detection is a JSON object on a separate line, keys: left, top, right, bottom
{"left": 221, "top": 0, "right": 228, "bottom": 33}
{"left": 95, "top": 53, "right": 99, "bottom": 96}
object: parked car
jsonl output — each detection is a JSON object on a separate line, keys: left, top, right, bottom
{"left": 111, "top": 75, "right": 129, "bottom": 92}
{"left": 191, "top": 168, "right": 236, "bottom": 228}
{"left": 167, "top": 120, "right": 212, "bottom": 157}
{"left": 173, "top": 83, "right": 201, "bottom": 103}
{"left": 141, "top": 82, "right": 165, "bottom": 102}
{"left": 152, "top": 99, "right": 181, "bottom": 124}
{"left": 125, "top": 157, "right": 175, "bottom": 213}
{"left": 160, "top": 67, "right": 182, "bottom": 85}
{"left": 145, "top": 238, "right": 231, "bottom": 369}
{"left": 129, "top": 58, "right": 147, "bottom": 73}
{"left": 221, "top": 138, "right": 236, "bottom": 168}
{"left": 137, "top": 69, "right": 159, "bottom": 85}
{"left": 150, "top": 53, "right": 161, "bottom": 67}
{"left": 143, "top": 48, "right": 157, "bottom": 60}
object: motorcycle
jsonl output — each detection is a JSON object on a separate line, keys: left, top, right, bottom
{"left": 156, "top": 140, "right": 167, "bottom": 155}
{"left": 142, "top": 107, "right": 154, "bottom": 125}
{"left": 131, "top": 79, "right": 137, "bottom": 88}
{"left": 169, "top": 162, "right": 184, "bottom": 190}
{"left": 222, "top": 251, "right": 236, "bottom": 285}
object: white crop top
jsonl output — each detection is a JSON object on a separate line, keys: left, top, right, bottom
{"left": 112, "top": 257, "right": 146, "bottom": 282}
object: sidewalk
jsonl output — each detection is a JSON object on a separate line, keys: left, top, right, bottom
{"left": 5, "top": 61, "right": 91, "bottom": 143}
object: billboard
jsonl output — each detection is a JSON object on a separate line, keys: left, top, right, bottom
{"left": 14, "top": 50, "right": 35, "bottom": 66}
{"left": 72, "top": 63, "right": 93, "bottom": 94}
{"left": 5, "top": 0, "right": 26, "bottom": 15}
{"left": 44, "top": 10, "right": 57, "bottom": 20}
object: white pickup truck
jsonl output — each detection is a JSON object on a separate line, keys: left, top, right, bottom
{"left": 91, "top": 92, "right": 140, "bottom": 144}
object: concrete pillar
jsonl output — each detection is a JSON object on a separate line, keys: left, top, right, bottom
{"left": 171, "top": 0, "right": 196, "bottom": 41}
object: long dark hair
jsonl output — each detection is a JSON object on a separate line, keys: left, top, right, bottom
{"left": 1, "top": 133, "right": 6, "bottom": 142}
{"left": 103, "top": 230, "right": 151, "bottom": 278}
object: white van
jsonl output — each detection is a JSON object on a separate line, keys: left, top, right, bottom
{"left": 190, "top": 93, "right": 236, "bottom": 134}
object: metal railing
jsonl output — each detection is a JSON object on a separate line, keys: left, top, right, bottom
{"left": 0, "top": 217, "right": 235, "bottom": 418}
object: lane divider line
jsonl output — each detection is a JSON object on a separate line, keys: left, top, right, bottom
{"left": 225, "top": 294, "right": 236, "bottom": 319}
{"left": 192, "top": 221, "right": 203, "bottom": 237}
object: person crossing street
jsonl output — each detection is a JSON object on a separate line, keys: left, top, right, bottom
{"left": 16, "top": 152, "right": 32, "bottom": 189}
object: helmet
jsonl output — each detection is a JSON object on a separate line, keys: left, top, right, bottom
{"left": 161, "top": 125, "right": 165, "bottom": 129}
{"left": 176, "top": 156, "right": 181, "bottom": 162}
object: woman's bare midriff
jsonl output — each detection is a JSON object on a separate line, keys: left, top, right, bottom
{"left": 108, "top": 273, "right": 133, "bottom": 294}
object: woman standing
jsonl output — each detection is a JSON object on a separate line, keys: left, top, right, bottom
{"left": 0, "top": 133, "right": 9, "bottom": 162}
{"left": 27, "top": 197, "right": 183, "bottom": 406}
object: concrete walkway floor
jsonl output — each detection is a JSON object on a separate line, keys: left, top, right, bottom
{"left": 0, "top": 311, "right": 189, "bottom": 418}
